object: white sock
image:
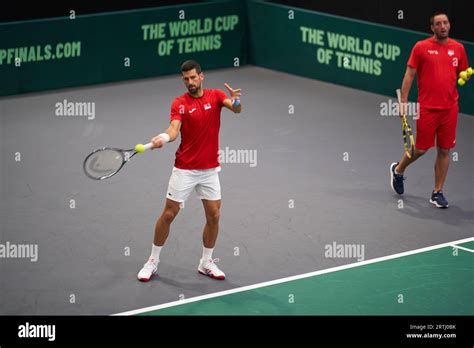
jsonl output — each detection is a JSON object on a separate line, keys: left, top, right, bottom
{"left": 149, "top": 244, "right": 162, "bottom": 263}
{"left": 202, "top": 247, "right": 213, "bottom": 261}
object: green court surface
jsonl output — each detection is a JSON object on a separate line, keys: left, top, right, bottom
{"left": 454, "top": 241, "right": 474, "bottom": 250}
{"left": 134, "top": 241, "right": 473, "bottom": 316}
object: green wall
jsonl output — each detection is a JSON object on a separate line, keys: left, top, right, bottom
{"left": 0, "top": 1, "right": 247, "bottom": 95}
{"left": 1, "top": 0, "right": 472, "bottom": 115}
{"left": 247, "top": 1, "right": 474, "bottom": 115}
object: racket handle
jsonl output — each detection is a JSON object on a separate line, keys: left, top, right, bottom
{"left": 396, "top": 88, "right": 402, "bottom": 102}
{"left": 144, "top": 142, "right": 153, "bottom": 151}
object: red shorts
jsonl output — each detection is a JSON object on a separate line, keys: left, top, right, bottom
{"left": 416, "top": 105, "right": 458, "bottom": 150}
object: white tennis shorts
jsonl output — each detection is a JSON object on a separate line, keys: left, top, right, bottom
{"left": 166, "top": 166, "right": 221, "bottom": 203}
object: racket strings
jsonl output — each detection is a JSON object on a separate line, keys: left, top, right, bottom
{"left": 84, "top": 149, "right": 125, "bottom": 180}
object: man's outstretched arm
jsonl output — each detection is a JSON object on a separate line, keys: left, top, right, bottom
{"left": 151, "top": 119, "right": 182, "bottom": 148}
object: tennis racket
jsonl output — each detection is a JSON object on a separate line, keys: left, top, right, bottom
{"left": 83, "top": 143, "right": 153, "bottom": 180}
{"left": 396, "top": 89, "right": 415, "bottom": 159}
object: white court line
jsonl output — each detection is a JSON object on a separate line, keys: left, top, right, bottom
{"left": 114, "top": 236, "right": 474, "bottom": 316}
{"left": 450, "top": 244, "right": 474, "bottom": 253}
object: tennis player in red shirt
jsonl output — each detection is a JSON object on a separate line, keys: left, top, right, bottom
{"left": 390, "top": 12, "right": 470, "bottom": 208}
{"left": 138, "top": 60, "right": 242, "bottom": 281}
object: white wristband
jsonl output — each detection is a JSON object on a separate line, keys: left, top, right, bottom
{"left": 158, "top": 133, "right": 170, "bottom": 143}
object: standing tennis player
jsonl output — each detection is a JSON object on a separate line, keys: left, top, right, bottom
{"left": 137, "top": 60, "right": 242, "bottom": 281}
{"left": 390, "top": 12, "right": 469, "bottom": 208}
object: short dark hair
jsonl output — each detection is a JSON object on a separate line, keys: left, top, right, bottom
{"left": 181, "top": 60, "right": 202, "bottom": 74}
{"left": 430, "top": 12, "right": 449, "bottom": 25}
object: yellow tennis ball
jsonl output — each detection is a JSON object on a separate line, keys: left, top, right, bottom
{"left": 467, "top": 67, "right": 473, "bottom": 77}
{"left": 134, "top": 144, "right": 145, "bottom": 153}
{"left": 459, "top": 71, "right": 468, "bottom": 80}
{"left": 458, "top": 78, "right": 466, "bottom": 86}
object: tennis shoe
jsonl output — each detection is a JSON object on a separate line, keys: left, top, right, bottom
{"left": 430, "top": 190, "right": 449, "bottom": 209}
{"left": 390, "top": 162, "right": 405, "bottom": 195}
{"left": 198, "top": 258, "right": 225, "bottom": 280}
{"left": 137, "top": 258, "right": 158, "bottom": 282}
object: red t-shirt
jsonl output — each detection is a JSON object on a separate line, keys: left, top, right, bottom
{"left": 170, "top": 89, "right": 228, "bottom": 169}
{"left": 407, "top": 37, "right": 468, "bottom": 109}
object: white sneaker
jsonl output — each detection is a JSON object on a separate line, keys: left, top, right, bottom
{"left": 137, "top": 258, "right": 158, "bottom": 282}
{"left": 198, "top": 258, "right": 225, "bottom": 280}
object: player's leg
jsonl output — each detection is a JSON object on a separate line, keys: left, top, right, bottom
{"left": 395, "top": 148, "right": 427, "bottom": 174}
{"left": 430, "top": 106, "right": 457, "bottom": 208}
{"left": 153, "top": 198, "right": 181, "bottom": 246}
{"left": 138, "top": 168, "right": 194, "bottom": 281}
{"left": 390, "top": 108, "right": 433, "bottom": 195}
{"left": 195, "top": 170, "right": 225, "bottom": 279}
{"left": 434, "top": 147, "right": 450, "bottom": 192}
{"left": 201, "top": 199, "right": 221, "bottom": 249}
{"left": 138, "top": 199, "right": 181, "bottom": 282}
{"left": 430, "top": 147, "right": 450, "bottom": 208}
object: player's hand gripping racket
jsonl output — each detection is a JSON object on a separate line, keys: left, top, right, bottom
{"left": 396, "top": 89, "right": 415, "bottom": 159}
{"left": 83, "top": 143, "right": 153, "bottom": 180}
